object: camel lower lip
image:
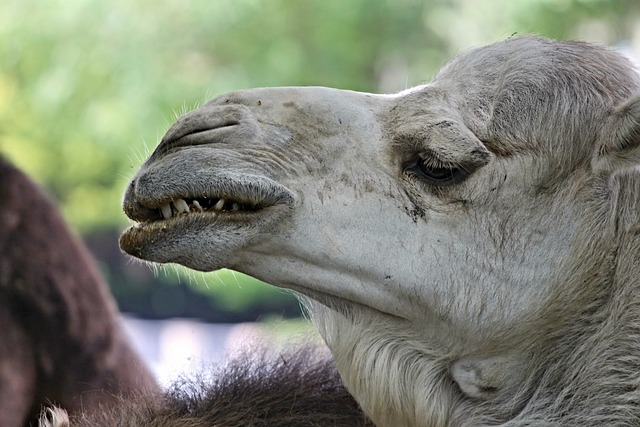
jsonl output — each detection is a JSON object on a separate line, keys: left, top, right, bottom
{"left": 120, "top": 211, "right": 249, "bottom": 259}
{"left": 119, "top": 216, "right": 198, "bottom": 260}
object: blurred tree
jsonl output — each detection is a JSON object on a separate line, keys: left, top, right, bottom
{"left": 1, "top": 0, "right": 638, "bottom": 320}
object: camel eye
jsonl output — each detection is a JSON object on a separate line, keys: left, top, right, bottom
{"left": 414, "top": 158, "right": 464, "bottom": 185}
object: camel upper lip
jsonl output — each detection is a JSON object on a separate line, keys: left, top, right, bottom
{"left": 122, "top": 174, "right": 296, "bottom": 224}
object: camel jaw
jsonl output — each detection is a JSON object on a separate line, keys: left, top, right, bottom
{"left": 119, "top": 173, "right": 296, "bottom": 271}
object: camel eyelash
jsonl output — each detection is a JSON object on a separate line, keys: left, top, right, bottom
{"left": 405, "top": 155, "right": 471, "bottom": 187}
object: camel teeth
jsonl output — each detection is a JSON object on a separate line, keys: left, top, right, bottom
{"left": 160, "top": 203, "right": 172, "bottom": 219}
{"left": 174, "top": 198, "right": 190, "bottom": 214}
{"left": 192, "top": 200, "right": 203, "bottom": 212}
{"left": 158, "top": 196, "right": 248, "bottom": 220}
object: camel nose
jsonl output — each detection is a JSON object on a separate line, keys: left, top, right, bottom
{"left": 149, "top": 103, "right": 258, "bottom": 161}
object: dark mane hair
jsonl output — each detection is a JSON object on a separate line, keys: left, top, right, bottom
{"left": 60, "top": 347, "right": 373, "bottom": 427}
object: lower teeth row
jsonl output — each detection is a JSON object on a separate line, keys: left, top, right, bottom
{"left": 158, "top": 197, "right": 240, "bottom": 219}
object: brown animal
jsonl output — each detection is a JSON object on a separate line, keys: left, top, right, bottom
{"left": 0, "top": 157, "right": 159, "bottom": 427}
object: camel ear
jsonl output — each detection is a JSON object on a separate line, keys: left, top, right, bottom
{"left": 593, "top": 95, "right": 640, "bottom": 173}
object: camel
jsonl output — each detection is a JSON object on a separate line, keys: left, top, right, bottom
{"left": 0, "top": 157, "right": 159, "bottom": 427}
{"left": 56, "top": 35, "right": 640, "bottom": 425}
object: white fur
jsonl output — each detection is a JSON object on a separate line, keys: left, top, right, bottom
{"left": 38, "top": 408, "right": 69, "bottom": 427}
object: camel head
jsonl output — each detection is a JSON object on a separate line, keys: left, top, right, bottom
{"left": 121, "top": 37, "right": 640, "bottom": 426}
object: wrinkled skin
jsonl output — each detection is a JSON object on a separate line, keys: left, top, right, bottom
{"left": 121, "top": 37, "right": 640, "bottom": 426}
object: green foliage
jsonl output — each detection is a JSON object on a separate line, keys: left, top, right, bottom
{"left": 1, "top": 0, "right": 637, "bottom": 319}
{"left": 163, "top": 267, "right": 298, "bottom": 313}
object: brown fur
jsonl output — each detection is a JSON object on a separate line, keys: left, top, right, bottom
{"left": 0, "top": 157, "right": 159, "bottom": 427}
{"left": 51, "top": 347, "right": 373, "bottom": 427}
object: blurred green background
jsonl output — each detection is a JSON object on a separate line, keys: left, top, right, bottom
{"left": 1, "top": 0, "right": 638, "bottom": 322}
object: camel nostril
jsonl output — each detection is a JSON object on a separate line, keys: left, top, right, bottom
{"left": 155, "top": 119, "right": 241, "bottom": 157}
